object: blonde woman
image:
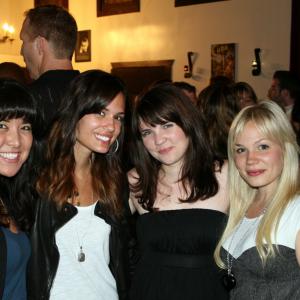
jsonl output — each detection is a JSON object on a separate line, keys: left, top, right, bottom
{"left": 214, "top": 101, "right": 300, "bottom": 299}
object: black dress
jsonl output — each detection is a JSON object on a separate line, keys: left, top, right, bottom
{"left": 130, "top": 209, "right": 229, "bottom": 300}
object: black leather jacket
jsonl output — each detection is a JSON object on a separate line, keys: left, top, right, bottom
{"left": 27, "top": 196, "right": 131, "bottom": 300}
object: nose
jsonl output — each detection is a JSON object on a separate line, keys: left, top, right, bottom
{"left": 102, "top": 115, "right": 115, "bottom": 132}
{"left": 246, "top": 150, "right": 258, "bottom": 164}
{"left": 153, "top": 131, "right": 166, "bottom": 146}
{"left": 6, "top": 128, "right": 21, "bottom": 148}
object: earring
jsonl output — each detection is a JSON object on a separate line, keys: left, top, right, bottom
{"left": 109, "top": 139, "right": 119, "bottom": 154}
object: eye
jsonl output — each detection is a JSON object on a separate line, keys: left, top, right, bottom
{"left": 140, "top": 129, "right": 151, "bottom": 138}
{"left": 21, "top": 124, "right": 32, "bottom": 131}
{"left": 0, "top": 122, "right": 8, "bottom": 130}
{"left": 235, "top": 147, "right": 245, "bottom": 154}
{"left": 162, "top": 123, "right": 173, "bottom": 129}
{"left": 114, "top": 114, "right": 124, "bottom": 122}
{"left": 258, "top": 144, "right": 269, "bottom": 151}
{"left": 99, "top": 110, "right": 105, "bottom": 117}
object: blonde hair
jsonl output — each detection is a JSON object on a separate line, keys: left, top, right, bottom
{"left": 214, "top": 101, "right": 300, "bottom": 267}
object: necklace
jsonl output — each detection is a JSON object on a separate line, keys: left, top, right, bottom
{"left": 75, "top": 191, "right": 95, "bottom": 263}
{"left": 223, "top": 212, "right": 264, "bottom": 291}
{"left": 76, "top": 202, "right": 96, "bottom": 262}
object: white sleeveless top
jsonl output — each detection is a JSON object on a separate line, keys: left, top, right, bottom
{"left": 223, "top": 196, "right": 300, "bottom": 259}
{"left": 50, "top": 202, "right": 118, "bottom": 300}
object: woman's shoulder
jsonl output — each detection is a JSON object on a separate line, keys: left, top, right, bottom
{"left": 286, "top": 194, "right": 300, "bottom": 213}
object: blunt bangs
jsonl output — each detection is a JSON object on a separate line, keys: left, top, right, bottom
{"left": 67, "top": 70, "right": 125, "bottom": 120}
{"left": 0, "top": 80, "right": 37, "bottom": 125}
{"left": 136, "top": 84, "right": 184, "bottom": 128}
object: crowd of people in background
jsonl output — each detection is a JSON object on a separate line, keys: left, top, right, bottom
{"left": 0, "top": 3, "right": 300, "bottom": 300}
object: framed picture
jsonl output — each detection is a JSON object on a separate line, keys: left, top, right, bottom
{"left": 75, "top": 30, "right": 91, "bottom": 62}
{"left": 175, "top": 0, "right": 227, "bottom": 7}
{"left": 34, "top": 0, "right": 68, "bottom": 9}
{"left": 97, "top": 0, "right": 140, "bottom": 17}
{"left": 211, "top": 43, "right": 235, "bottom": 81}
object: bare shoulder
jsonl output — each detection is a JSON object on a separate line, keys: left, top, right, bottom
{"left": 196, "top": 161, "right": 229, "bottom": 213}
{"left": 214, "top": 161, "right": 229, "bottom": 211}
{"left": 215, "top": 161, "right": 228, "bottom": 186}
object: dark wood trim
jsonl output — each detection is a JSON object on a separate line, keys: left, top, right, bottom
{"left": 175, "top": 0, "right": 228, "bottom": 7}
{"left": 111, "top": 60, "right": 174, "bottom": 100}
{"left": 97, "top": 0, "right": 140, "bottom": 17}
{"left": 34, "top": 0, "right": 68, "bottom": 9}
{"left": 111, "top": 60, "right": 174, "bottom": 69}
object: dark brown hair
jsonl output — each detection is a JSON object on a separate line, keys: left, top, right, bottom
{"left": 197, "top": 84, "right": 239, "bottom": 162}
{"left": 37, "top": 70, "right": 127, "bottom": 218}
{"left": 131, "top": 83, "right": 218, "bottom": 210}
{"left": 25, "top": 5, "right": 77, "bottom": 59}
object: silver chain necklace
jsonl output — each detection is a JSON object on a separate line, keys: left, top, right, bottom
{"left": 75, "top": 201, "right": 95, "bottom": 262}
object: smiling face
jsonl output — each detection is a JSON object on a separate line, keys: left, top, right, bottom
{"left": 0, "top": 118, "right": 33, "bottom": 177}
{"left": 139, "top": 119, "right": 189, "bottom": 168}
{"left": 233, "top": 121, "right": 284, "bottom": 197}
{"left": 74, "top": 92, "right": 125, "bottom": 157}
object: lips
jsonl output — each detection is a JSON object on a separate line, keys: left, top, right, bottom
{"left": 158, "top": 147, "right": 172, "bottom": 154}
{"left": 95, "top": 133, "right": 111, "bottom": 143}
{"left": 246, "top": 170, "right": 265, "bottom": 176}
{"left": 0, "top": 152, "right": 20, "bottom": 162}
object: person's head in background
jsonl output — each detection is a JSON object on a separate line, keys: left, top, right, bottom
{"left": 20, "top": 5, "right": 77, "bottom": 80}
{"left": 173, "top": 81, "right": 197, "bottom": 103}
{"left": 268, "top": 71, "right": 300, "bottom": 110}
{"left": 197, "top": 83, "right": 239, "bottom": 163}
{"left": 0, "top": 79, "right": 41, "bottom": 230}
{"left": 232, "top": 81, "right": 258, "bottom": 110}
{"left": 0, "top": 62, "right": 31, "bottom": 85}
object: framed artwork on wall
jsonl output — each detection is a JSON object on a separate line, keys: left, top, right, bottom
{"left": 175, "top": 0, "right": 228, "bottom": 7}
{"left": 97, "top": 0, "right": 140, "bottom": 17}
{"left": 34, "top": 0, "right": 68, "bottom": 9}
{"left": 75, "top": 30, "right": 91, "bottom": 62}
{"left": 211, "top": 43, "right": 235, "bottom": 81}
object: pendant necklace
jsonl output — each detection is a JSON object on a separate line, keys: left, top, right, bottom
{"left": 223, "top": 212, "right": 263, "bottom": 291}
{"left": 75, "top": 191, "right": 95, "bottom": 263}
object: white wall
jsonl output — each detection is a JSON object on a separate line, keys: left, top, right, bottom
{"left": 0, "top": 0, "right": 292, "bottom": 99}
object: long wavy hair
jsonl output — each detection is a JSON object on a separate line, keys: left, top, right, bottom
{"left": 214, "top": 101, "right": 300, "bottom": 267}
{"left": 197, "top": 84, "right": 239, "bottom": 163}
{"left": 0, "top": 79, "right": 42, "bottom": 231}
{"left": 131, "top": 83, "right": 219, "bottom": 210}
{"left": 36, "top": 70, "right": 127, "bottom": 218}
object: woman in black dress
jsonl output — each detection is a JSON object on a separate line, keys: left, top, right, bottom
{"left": 128, "top": 83, "right": 229, "bottom": 300}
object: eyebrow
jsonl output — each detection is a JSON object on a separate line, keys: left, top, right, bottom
{"left": 235, "top": 138, "right": 270, "bottom": 146}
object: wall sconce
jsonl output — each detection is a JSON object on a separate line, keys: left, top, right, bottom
{"left": 184, "top": 51, "right": 195, "bottom": 78}
{"left": 252, "top": 48, "right": 261, "bottom": 76}
{"left": 0, "top": 23, "right": 15, "bottom": 43}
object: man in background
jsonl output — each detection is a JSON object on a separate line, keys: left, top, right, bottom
{"left": 173, "top": 81, "right": 198, "bottom": 103}
{"left": 268, "top": 70, "right": 300, "bottom": 121}
{"left": 20, "top": 4, "right": 79, "bottom": 134}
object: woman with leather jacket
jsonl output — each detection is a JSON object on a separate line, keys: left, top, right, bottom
{"left": 27, "top": 70, "right": 131, "bottom": 300}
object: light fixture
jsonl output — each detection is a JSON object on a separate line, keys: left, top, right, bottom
{"left": 184, "top": 51, "right": 195, "bottom": 78}
{"left": 251, "top": 48, "right": 261, "bottom": 76}
{"left": 0, "top": 23, "right": 15, "bottom": 43}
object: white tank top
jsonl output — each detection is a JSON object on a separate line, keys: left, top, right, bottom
{"left": 50, "top": 202, "right": 118, "bottom": 300}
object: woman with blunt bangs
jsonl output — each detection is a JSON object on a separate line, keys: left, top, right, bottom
{"left": 214, "top": 101, "right": 300, "bottom": 299}
{"left": 28, "top": 70, "right": 131, "bottom": 300}
{"left": 128, "top": 83, "right": 229, "bottom": 300}
{"left": 0, "top": 79, "right": 41, "bottom": 299}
